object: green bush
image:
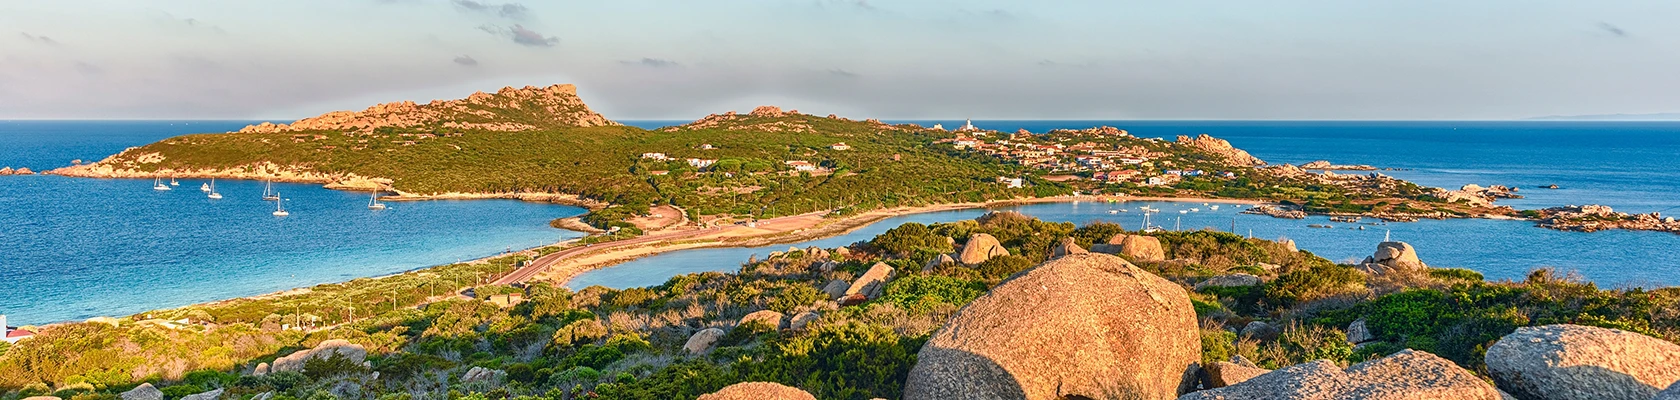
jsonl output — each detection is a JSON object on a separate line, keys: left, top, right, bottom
{"left": 1428, "top": 268, "right": 1484, "bottom": 283}
{"left": 1263, "top": 264, "right": 1365, "bottom": 308}
{"left": 876, "top": 275, "right": 987, "bottom": 313}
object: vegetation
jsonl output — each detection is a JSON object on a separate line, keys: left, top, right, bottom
{"left": 9, "top": 212, "right": 1674, "bottom": 399}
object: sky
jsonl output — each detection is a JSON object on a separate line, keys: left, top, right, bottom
{"left": 2, "top": 0, "right": 1678, "bottom": 121}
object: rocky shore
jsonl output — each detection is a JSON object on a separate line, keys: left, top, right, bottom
{"left": 0, "top": 166, "right": 35, "bottom": 175}
{"left": 1535, "top": 204, "right": 1680, "bottom": 234}
{"left": 1299, "top": 160, "right": 1376, "bottom": 171}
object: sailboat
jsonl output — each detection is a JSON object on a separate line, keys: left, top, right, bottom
{"left": 367, "top": 192, "right": 387, "bottom": 210}
{"left": 262, "top": 180, "right": 280, "bottom": 201}
{"left": 200, "top": 182, "right": 212, "bottom": 192}
{"left": 169, "top": 177, "right": 180, "bottom": 186}
{"left": 273, "top": 194, "right": 290, "bottom": 216}
{"left": 206, "top": 179, "right": 222, "bottom": 199}
{"left": 152, "top": 178, "right": 172, "bottom": 191}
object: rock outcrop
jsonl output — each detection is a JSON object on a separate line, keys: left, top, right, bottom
{"left": 923, "top": 253, "right": 957, "bottom": 271}
{"left": 180, "top": 388, "right": 224, "bottom": 400}
{"left": 904, "top": 253, "right": 1200, "bottom": 400}
{"left": 1240, "top": 321, "right": 1280, "bottom": 342}
{"left": 1181, "top": 350, "right": 1500, "bottom": 399}
{"left": 1204, "top": 358, "right": 1271, "bottom": 389}
{"left": 1049, "top": 237, "right": 1087, "bottom": 259}
{"left": 1485, "top": 324, "right": 1680, "bottom": 400}
{"left": 0, "top": 167, "right": 36, "bottom": 176}
{"left": 1194, "top": 274, "right": 1261, "bottom": 290}
{"left": 461, "top": 366, "right": 506, "bottom": 384}
{"left": 1347, "top": 318, "right": 1376, "bottom": 345}
{"left": 957, "top": 233, "right": 1009, "bottom": 265}
{"left": 698, "top": 382, "right": 817, "bottom": 400}
{"left": 120, "top": 383, "right": 164, "bottom": 400}
{"left": 821, "top": 279, "right": 849, "bottom": 300}
{"left": 237, "top": 84, "right": 617, "bottom": 134}
{"left": 845, "top": 262, "right": 895, "bottom": 299}
{"left": 1656, "top": 382, "right": 1680, "bottom": 400}
{"left": 790, "top": 311, "right": 820, "bottom": 330}
{"left": 739, "top": 310, "right": 786, "bottom": 330}
{"left": 1358, "top": 241, "right": 1427, "bottom": 274}
{"left": 685, "top": 328, "right": 726, "bottom": 355}
{"left": 1100, "top": 234, "right": 1166, "bottom": 261}
{"left": 267, "top": 339, "right": 366, "bottom": 374}
{"left": 1176, "top": 134, "right": 1264, "bottom": 167}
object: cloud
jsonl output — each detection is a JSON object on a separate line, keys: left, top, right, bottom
{"left": 73, "top": 61, "right": 102, "bottom": 75}
{"left": 623, "top": 58, "right": 679, "bottom": 68}
{"left": 19, "top": 32, "right": 58, "bottom": 45}
{"left": 509, "top": 25, "right": 558, "bottom": 47}
{"left": 153, "top": 12, "right": 228, "bottom": 34}
{"left": 1596, "top": 22, "right": 1627, "bottom": 37}
{"left": 827, "top": 69, "right": 860, "bottom": 78}
{"left": 453, "top": 55, "right": 478, "bottom": 66}
{"left": 454, "top": 0, "right": 529, "bottom": 19}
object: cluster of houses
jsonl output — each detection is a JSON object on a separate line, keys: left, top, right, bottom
{"left": 939, "top": 124, "right": 1242, "bottom": 188}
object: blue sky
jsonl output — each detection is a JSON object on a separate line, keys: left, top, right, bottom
{"left": 2, "top": 0, "right": 1677, "bottom": 120}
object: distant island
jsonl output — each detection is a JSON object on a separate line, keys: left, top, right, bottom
{"left": 1525, "top": 112, "right": 1680, "bottom": 121}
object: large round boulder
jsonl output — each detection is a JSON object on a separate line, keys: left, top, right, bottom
{"left": 120, "top": 383, "right": 163, "bottom": 400}
{"left": 738, "top": 310, "right": 786, "bottom": 330}
{"left": 1485, "top": 324, "right": 1680, "bottom": 400}
{"left": 698, "top": 382, "right": 817, "bottom": 400}
{"left": 1106, "top": 234, "right": 1165, "bottom": 261}
{"left": 1357, "top": 241, "right": 1427, "bottom": 274}
{"left": 1049, "top": 237, "right": 1087, "bottom": 259}
{"left": 958, "top": 233, "right": 1010, "bottom": 265}
{"left": 845, "top": 262, "right": 896, "bottom": 299}
{"left": 904, "top": 253, "right": 1200, "bottom": 400}
{"left": 1181, "top": 350, "right": 1500, "bottom": 399}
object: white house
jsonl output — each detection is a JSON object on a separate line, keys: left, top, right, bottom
{"left": 830, "top": 142, "right": 852, "bottom": 151}
{"left": 2, "top": 314, "right": 35, "bottom": 344}
{"left": 785, "top": 160, "right": 819, "bottom": 172}
{"left": 997, "top": 177, "right": 1024, "bottom": 188}
{"left": 640, "top": 152, "right": 672, "bottom": 161}
{"left": 686, "top": 158, "right": 717, "bottom": 168}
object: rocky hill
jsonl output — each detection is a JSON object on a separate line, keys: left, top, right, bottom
{"left": 660, "top": 106, "right": 907, "bottom": 134}
{"left": 237, "top": 84, "right": 618, "bottom": 134}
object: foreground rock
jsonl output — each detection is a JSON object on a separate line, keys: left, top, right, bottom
{"left": 180, "top": 388, "right": 223, "bottom": 400}
{"left": 698, "top": 382, "right": 817, "bottom": 400}
{"left": 957, "top": 233, "right": 1010, "bottom": 265}
{"left": 1049, "top": 237, "right": 1087, "bottom": 259}
{"left": 1485, "top": 324, "right": 1680, "bottom": 400}
{"left": 904, "top": 253, "right": 1200, "bottom": 400}
{"left": 1358, "top": 241, "right": 1428, "bottom": 274}
{"left": 1194, "top": 273, "right": 1261, "bottom": 290}
{"left": 844, "top": 262, "right": 895, "bottom": 299}
{"left": 1656, "top": 382, "right": 1680, "bottom": 400}
{"left": 685, "top": 328, "right": 726, "bottom": 355}
{"left": 1096, "top": 234, "right": 1165, "bottom": 261}
{"left": 120, "top": 383, "right": 163, "bottom": 400}
{"left": 1204, "top": 357, "right": 1271, "bottom": 388}
{"left": 739, "top": 310, "right": 786, "bottom": 330}
{"left": 1181, "top": 350, "right": 1499, "bottom": 399}
{"left": 266, "top": 339, "right": 367, "bottom": 374}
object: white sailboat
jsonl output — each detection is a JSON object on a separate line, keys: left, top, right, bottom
{"left": 152, "top": 178, "right": 172, "bottom": 191}
{"left": 262, "top": 180, "right": 280, "bottom": 201}
{"left": 273, "top": 194, "right": 290, "bottom": 216}
{"left": 367, "top": 192, "right": 387, "bottom": 210}
{"left": 200, "top": 182, "right": 211, "bottom": 192}
{"left": 169, "top": 177, "right": 180, "bottom": 186}
{"left": 207, "top": 179, "right": 222, "bottom": 199}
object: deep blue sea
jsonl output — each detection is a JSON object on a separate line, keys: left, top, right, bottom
{"left": 1, "top": 121, "right": 585, "bottom": 325}
{"left": 5, "top": 120, "right": 1679, "bottom": 324}
{"left": 582, "top": 120, "right": 1680, "bottom": 290}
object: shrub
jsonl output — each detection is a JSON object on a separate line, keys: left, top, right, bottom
{"left": 1428, "top": 268, "right": 1484, "bottom": 283}
{"left": 1263, "top": 264, "right": 1366, "bottom": 308}
{"left": 1200, "top": 328, "right": 1237, "bottom": 365}
{"left": 877, "top": 275, "right": 987, "bottom": 314}
{"left": 870, "top": 223, "right": 953, "bottom": 257}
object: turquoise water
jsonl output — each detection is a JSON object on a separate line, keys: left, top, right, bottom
{"left": 0, "top": 121, "right": 584, "bottom": 325}
{"left": 578, "top": 121, "right": 1680, "bottom": 290}
{"left": 6, "top": 120, "right": 1679, "bottom": 323}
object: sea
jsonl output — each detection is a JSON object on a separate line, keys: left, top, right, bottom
{"left": 4, "top": 120, "right": 1678, "bottom": 325}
